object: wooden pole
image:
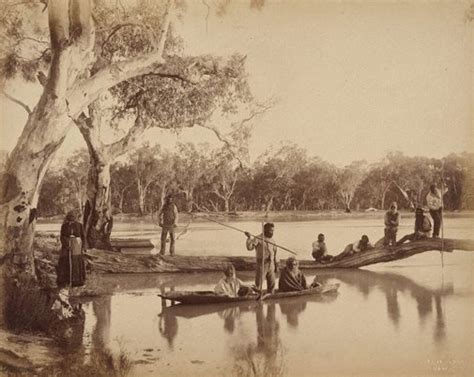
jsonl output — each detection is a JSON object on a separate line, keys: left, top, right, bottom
{"left": 192, "top": 214, "right": 298, "bottom": 255}
{"left": 440, "top": 162, "right": 445, "bottom": 268}
{"left": 260, "top": 221, "right": 265, "bottom": 294}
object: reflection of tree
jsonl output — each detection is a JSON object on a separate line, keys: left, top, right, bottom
{"left": 320, "top": 269, "right": 453, "bottom": 345}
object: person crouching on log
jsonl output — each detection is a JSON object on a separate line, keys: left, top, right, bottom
{"left": 278, "top": 257, "right": 309, "bottom": 292}
{"left": 312, "top": 233, "right": 333, "bottom": 262}
{"left": 396, "top": 207, "right": 432, "bottom": 246}
{"left": 245, "top": 223, "right": 278, "bottom": 294}
{"left": 55, "top": 210, "right": 86, "bottom": 316}
{"left": 333, "top": 235, "right": 374, "bottom": 261}
{"left": 384, "top": 202, "right": 400, "bottom": 247}
{"left": 158, "top": 194, "right": 179, "bottom": 255}
{"left": 214, "top": 265, "right": 254, "bottom": 297}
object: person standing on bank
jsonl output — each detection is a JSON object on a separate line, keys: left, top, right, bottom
{"left": 245, "top": 223, "right": 278, "bottom": 294}
{"left": 158, "top": 195, "right": 179, "bottom": 255}
{"left": 57, "top": 210, "right": 87, "bottom": 291}
{"left": 426, "top": 183, "right": 447, "bottom": 238}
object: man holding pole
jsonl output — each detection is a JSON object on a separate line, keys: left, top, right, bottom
{"left": 426, "top": 183, "right": 447, "bottom": 239}
{"left": 245, "top": 223, "right": 278, "bottom": 294}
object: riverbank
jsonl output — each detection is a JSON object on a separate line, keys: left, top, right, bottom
{"left": 38, "top": 209, "right": 474, "bottom": 225}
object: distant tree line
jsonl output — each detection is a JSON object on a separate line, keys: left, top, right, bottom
{"left": 36, "top": 144, "right": 474, "bottom": 217}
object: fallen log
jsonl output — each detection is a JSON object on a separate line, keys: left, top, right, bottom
{"left": 84, "top": 238, "right": 474, "bottom": 273}
{"left": 308, "top": 238, "right": 474, "bottom": 269}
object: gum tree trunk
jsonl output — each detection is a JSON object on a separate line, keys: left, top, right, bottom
{"left": 0, "top": 0, "right": 178, "bottom": 327}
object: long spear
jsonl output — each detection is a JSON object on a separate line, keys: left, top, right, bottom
{"left": 440, "top": 161, "right": 445, "bottom": 268}
{"left": 191, "top": 213, "right": 298, "bottom": 255}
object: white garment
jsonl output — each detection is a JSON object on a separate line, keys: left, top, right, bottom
{"left": 214, "top": 277, "right": 244, "bottom": 297}
{"left": 426, "top": 188, "right": 447, "bottom": 210}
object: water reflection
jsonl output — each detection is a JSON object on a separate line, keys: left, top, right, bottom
{"left": 92, "top": 295, "right": 111, "bottom": 350}
{"left": 318, "top": 269, "right": 452, "bottom": 345}
{"left": 70, "top": 266, "right": 466, "bottom": 376}
{"left": 159, "top": 294, "right": 178, "bottom": 349}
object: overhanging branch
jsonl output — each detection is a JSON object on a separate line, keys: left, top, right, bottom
{"left": 1, "top": 90, "right": 31, "bottom": 114}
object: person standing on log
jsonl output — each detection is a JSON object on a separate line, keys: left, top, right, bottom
{"left": 384, "top": 202, "right": 400, "bottom": 246}
{"left": 56, "top": 210, "right": 87, "bottom": 312}
{"left": 396, "top": 207, "right": 432, "bottom": 245}
{"left": 158, "top": 195, "right": 179, "bottom": 255}
{"left": 426, "top": 183, "right": 447, "bottom": 239}
{"left": 245, "top": 223, "right": 278, "bottom": 294}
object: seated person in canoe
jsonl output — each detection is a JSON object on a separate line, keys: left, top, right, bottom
{"left": 214, "top": 265, "right": 253, "bottom": 297}
{"left": 279, "top": 257, "right": 308, "bottom": 292}
{"left": 396, "top": 207, "right": 432, "bottom": 246}
{"left": 333, "top": 235, "right": 374, "bottom": 261}
{"left": 312, "top": 233, "right": 333, "bottom": 262}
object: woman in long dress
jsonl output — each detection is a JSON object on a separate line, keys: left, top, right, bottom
{"left": 56, "top": 210, "right": 86, "bottom": 289}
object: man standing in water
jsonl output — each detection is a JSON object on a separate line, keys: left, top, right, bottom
{"left": 426, "top": 183, "right": 447, "bottom": 239}
{"left": 158, "top": 195, "right": 179, "bottom": 255}
{"left": 245, "top": 223, "right": 278, "bottom": 294}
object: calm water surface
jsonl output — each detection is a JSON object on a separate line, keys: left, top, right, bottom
{"left": 43, "top": 217, "right": 473, "bottom": 376}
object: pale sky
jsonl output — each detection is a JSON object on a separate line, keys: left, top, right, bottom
{"left": 1, "top": 0, "right": 472, "bottom": 167}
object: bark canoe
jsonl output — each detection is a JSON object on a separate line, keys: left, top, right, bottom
{"left": 84, "top": 237, "right": 474, "bottom": 273}
{"left": 158, "top": 283, "right": 339, "bottom": 305}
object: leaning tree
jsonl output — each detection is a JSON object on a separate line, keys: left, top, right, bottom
{"left": 0, "top": 0, "right": 259, "bottom": 328}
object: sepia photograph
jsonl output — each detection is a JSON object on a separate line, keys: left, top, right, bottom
{"left": 0, "top": 0, "right": 473, "bottom": 376}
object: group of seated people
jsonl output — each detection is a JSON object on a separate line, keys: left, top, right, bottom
{"left": 311, "top": 204, "right": 433, "bottom": 263}
{"left": 214, "top": 257, "right": 320, "bottom": 298}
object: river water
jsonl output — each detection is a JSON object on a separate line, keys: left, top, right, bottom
{"left": 38, "top": 216, "right": 474, "bottom": 376}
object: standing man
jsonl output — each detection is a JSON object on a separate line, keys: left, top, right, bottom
{"left": 245, "top": 223, "right": 278, "bottom": 294}
{"left": 158, "top": 195, "right": 178, "bottom": 255}
{"left": 384, "top": 202, "right": 400, "bottom": 246}
{"left": 426, "top": 184, "right": 447, "bottom": 239}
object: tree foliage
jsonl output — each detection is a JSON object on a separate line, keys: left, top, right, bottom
{"left": 39, "top": 149, "right": 474, "bottom": 216}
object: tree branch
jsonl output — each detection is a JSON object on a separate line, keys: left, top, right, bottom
{"left": 66, "top": 0, "right": 175, "bottom": 117}
{"left": 101, "top": 23, "right": 156, "bottom": 52}
{"left": 48, "top": 0, "right": 69, "bottom": 51}
{"left": 106, "top": 110, "right": 147, "bottom": 159}
{"left": 69, "top": 0, "right": 93, "bottom": 46}
{"left": 1, "top": 89, "right": 31, "bottom": 114}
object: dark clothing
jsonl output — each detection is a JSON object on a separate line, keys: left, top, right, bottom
{"left": 160, "top": 227, "right": 175, "bottom": 255}
{"left": 384, "top": 211, "right": 400, "bottom": 246}
{"left": 159, "top": 203, "right": 178, "bottom": 255}
{"left": 384, "top": 228, "right": 397, "bottom": 246}
{"left": 159, "top": 203, "right": 178, "bottom": 227}
{"left": 429, "top": 209, "right": 442, "bottom": 238}
{"left": 278, "top": 267, "right": 308, "bottom": 292}
{"left": 312, "top": 241, "right": 328, "bottom": 261}
{"left": 396, "top": 214, "right": 432, "bottom": 246}
{"left": 57, "top": 221, "right": 86, "bottom": 288}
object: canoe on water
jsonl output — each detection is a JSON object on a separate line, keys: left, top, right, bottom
{"left": 158, "top": 283, "right": 340, "bottom": 305}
